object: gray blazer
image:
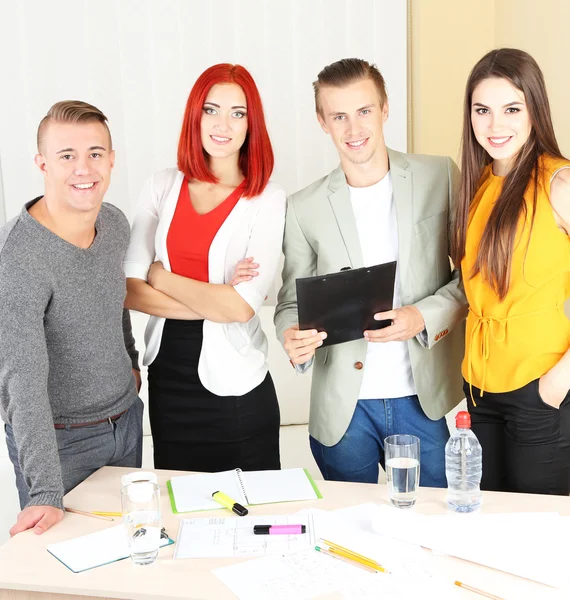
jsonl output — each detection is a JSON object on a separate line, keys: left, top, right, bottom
{"left": 274, "top": 148, "right": 468, "bottom": 446}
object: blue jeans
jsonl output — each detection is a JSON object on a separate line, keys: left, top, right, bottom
{"left": 5, "top": 397, "right": 144, "bottom": 509}
{"left": 310, "top": 396, "right": 449, "bottom": 487}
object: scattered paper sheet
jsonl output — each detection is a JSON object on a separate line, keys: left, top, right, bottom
{"left": 372, "top": 506, "right": 570, "bottom": 588}
{"left": 185, "top": 501, "right": 569, "bottom": 599}
{"left": 174, "top": 511, "right": 315, "bottom": 559}
{"left": 214, "top": 550, "right": 378, "bottom": 600}
{"left": 214, "top": 550, "right": 458, "bottom": 600}
{"left": 312, "top": 503, "right": 435, "bottom": 578}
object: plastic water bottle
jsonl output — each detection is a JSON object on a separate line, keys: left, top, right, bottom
{"left": 445, "top": 411, "right": 482, "bottom": 513}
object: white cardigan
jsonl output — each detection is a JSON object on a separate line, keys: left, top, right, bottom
{"left": 123, "top": 168, "right": 286, "bottom": 396}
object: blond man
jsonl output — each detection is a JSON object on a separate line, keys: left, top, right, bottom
{"left": 275, "top": 59, "right": 467, "bottom": 485}
{"left": 0, "top": 101, "right": 142, "bottom": 535}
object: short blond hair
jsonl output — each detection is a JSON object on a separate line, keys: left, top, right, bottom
{"left": 313, "top": 58, "right": 387, "bottom": 116}
{"left": 37, "top": 100, "right": 112, "bottom": 152}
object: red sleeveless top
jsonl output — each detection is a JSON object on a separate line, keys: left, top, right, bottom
{"left": 167, "top": 178, "right": 244, "bottom": 282}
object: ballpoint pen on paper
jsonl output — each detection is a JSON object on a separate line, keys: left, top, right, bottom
{"left": 454, "top": 581, "right": 504, "bottom": 600}
{"left": 315, "top": 545, "right": 377, "bottom": 573}
{"left": 64, "top": 507, "right": 114, "bottom": 522}
{"left": 212, "top": 491, "right": 249, "bottom": 516}
{"left": 318, "top": 538, "right": 389, "bottom": 573}
{"left": 253, "top": 524, "right": 306, "bottom": 535}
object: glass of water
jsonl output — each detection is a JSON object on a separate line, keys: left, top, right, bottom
{"left": 384, "top": 434, "right": 420, "bottom": 508}
{"left": 121, "top": 481, "right": 161, "bottom": 565}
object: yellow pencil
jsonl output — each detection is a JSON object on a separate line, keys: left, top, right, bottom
{"left": 315, "top": 545, "right": 378, "bottom": 573}
{"left": 64, "top": 507, "right": 114, "bottom": 522}
{"left": 92, "top": 511, "right": 123, "bottom": 517}
{"left": 320, "top": 538, "right": 389, "bottom": 573}
{"left": 325, "top": 545, "right": 384, "bottom": 572}
{"left": 454, "top": 581, "right": 504, "bottom": 600}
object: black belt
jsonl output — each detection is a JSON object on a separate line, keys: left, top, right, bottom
{"left": 53, "top": 409, "right": 128, "bottom": 429}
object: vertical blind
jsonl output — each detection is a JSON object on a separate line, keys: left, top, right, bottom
{"left": 0, "top": 0, "right": 407, "bottom": 224}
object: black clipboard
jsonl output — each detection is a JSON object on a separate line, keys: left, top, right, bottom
{"left": 296, "top": 261, "right": 397, "bottom": 347}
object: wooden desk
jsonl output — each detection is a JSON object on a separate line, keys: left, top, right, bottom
{"left": 0, "top": 466, "right": 568, "bottom": 600}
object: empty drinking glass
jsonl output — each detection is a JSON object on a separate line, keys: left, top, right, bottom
{"left": 121, "top": 481, "right": 161, "bottom": 565}
{"left": 384, "top": 434, "right": 420, "bottom": 508}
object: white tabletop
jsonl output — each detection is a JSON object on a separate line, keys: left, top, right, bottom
{"left": 0, "top": 466, "right": 568, "bottom": 600}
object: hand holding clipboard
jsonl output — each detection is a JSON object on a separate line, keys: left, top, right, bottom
{"left": 295, "top": 262, "right": 397, "bottom": 347}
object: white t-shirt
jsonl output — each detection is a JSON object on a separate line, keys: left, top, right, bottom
{"left": 348, "top": 172, "right": 417, "bottom": 399}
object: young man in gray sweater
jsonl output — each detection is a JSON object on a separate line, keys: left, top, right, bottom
{"left": 0, "top": 101, "right": 143, "bottom": 536}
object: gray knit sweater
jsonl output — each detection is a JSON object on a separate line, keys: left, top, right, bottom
{"left": 0, "top": 200, "right": 140, "bottom": 510}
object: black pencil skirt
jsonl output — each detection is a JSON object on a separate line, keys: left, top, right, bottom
{"left": 147, "top": 319, "right": 281, "bottom": 472}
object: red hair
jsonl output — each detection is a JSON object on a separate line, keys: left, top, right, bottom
{"left": 177, "top": 64, "right": 274, "bottom": 198}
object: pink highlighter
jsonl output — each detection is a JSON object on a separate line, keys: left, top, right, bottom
{"left": 253, "top": 524, "right": 306, "bottom": 535}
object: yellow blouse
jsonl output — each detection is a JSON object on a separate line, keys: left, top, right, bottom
{"left": 462, "top": 154, "right": 570, "bottom": 394}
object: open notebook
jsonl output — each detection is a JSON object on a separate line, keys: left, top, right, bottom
{"left": 167, "top": 468, "right": 322, "bottom": 514}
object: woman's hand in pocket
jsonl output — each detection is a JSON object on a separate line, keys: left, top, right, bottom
{"left": 229, "top": 257, "right": 259, "bottom": 286}
{"left": 538, "top": 369, "right": 569, "bottom": 409}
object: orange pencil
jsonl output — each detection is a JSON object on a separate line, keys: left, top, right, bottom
{"left": 454, "top": 580, "right": 504, "bottom": 600}
{"left": 64, "top": 507, "right": 114, "bottom": 522}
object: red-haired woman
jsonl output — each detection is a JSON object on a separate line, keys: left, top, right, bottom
{"left": 124, "top": 64, "right": 285, "bottom": 472}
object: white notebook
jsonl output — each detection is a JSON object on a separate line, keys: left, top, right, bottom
{"left": 47, "top": 525, "right": 173, "bottom": 573}
{"left": 167, "top": 468, "right": 321, "bottom": 514}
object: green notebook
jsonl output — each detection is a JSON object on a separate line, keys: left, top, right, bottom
{"left": 167, "top": 467, "right": 322, "bottom": 514}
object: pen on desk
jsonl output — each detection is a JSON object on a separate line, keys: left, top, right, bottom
{"left": 64, "top": 507, "right": 114, "bottom": 522}
{"left": 454, "top": 581, "right": 504, "bottom": 600}
{"left": 253, "top": 524, "right": 306, "bottom": 535}
{"left": 315, "top": 545, "right": 377, "bottom": 573}
{"left": 212, "top": 491, "right": 248, "bottom": 516}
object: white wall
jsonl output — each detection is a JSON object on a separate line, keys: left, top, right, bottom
{"left": 0, "top": 0, "right": 407, "bottom": 230}
{"left": 0, "top": 0, "right": 407, "bottom": 449}
{"left": 0, "top": 157, "right": 5, "bottom": 226}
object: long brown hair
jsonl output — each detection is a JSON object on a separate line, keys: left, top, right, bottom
{"left": 452, "top": 48, "right": 564, "bottom": 300}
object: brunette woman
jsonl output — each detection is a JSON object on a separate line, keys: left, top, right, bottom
{"left": 453, "top": 49, "right": 570, "bottom": 494}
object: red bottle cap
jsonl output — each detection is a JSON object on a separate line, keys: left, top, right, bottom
{"left": 455, "top": 411, "right": 471, "bottom": 429}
